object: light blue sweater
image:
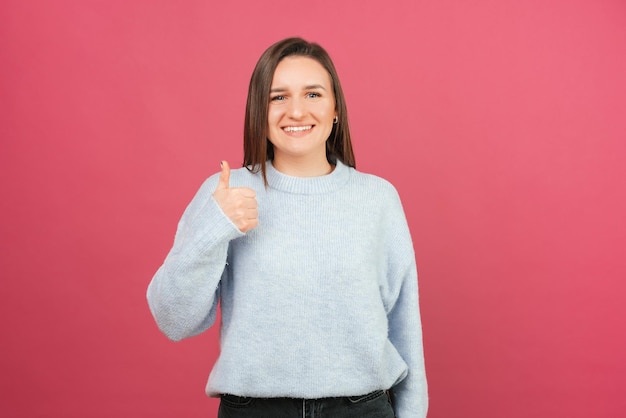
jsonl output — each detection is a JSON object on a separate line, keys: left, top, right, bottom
{"left": 147, "top": 161, "right": 428, "bottom": 417}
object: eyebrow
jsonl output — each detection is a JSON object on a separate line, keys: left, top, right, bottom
{"left": 270, "top": 84, "right": 328, "bottom": 93}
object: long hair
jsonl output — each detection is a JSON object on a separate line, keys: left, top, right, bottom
{"left": 243, "top": 37, "right": 355, "bottom": 185}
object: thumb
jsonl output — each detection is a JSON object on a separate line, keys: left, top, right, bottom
{"left": 216, "top": 160, "right": 230, "bottom": 190}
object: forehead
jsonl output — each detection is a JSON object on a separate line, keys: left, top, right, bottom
{"left": 271, "top": 56, "right": 332, "bottom": 88}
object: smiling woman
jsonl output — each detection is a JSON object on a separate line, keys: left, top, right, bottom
{"left": 146, "top": 37, "right": 428, "bottom": 418}
{"left": 267, "top": 57, "right": 337, "bottom": 176}
{"left": 243, "top": 38, "right": 355, "bottom": 186}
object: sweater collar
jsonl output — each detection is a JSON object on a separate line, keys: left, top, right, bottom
{"left": 265, "top": 160, "right": 351, "bottom": 195}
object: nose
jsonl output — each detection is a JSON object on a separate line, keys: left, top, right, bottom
{"left": 286, "top": 96, "right": 305, "bottom": 119}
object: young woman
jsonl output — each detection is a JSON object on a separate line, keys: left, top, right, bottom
{"left": 147, "top": 37, "right": 428, "bottom": 418}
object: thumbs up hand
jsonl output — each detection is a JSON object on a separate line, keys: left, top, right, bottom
{"left": 212, "top": 161, "right": 259, "bottom": 233}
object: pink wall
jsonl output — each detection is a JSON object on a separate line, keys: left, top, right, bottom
{"left": 2, "top": 1, "right": 625, "bottom": 417}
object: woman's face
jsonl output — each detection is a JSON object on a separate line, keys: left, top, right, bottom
{"left": 267, "top": 56, "right": 336, "bottom": 165}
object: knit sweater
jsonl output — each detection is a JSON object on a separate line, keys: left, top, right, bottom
{"left": 147, "top": 160, "right": 428, "bottom": 417}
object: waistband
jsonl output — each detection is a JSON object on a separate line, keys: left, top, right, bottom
{"left": 221, "top": 389, "right": 389, "bottom": 405}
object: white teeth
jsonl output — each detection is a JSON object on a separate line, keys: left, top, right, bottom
{"left": 283, "top": 125, "right": 312, "bottom": 132}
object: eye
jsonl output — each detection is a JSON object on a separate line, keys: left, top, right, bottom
{"left": 270, "top": 95, "right": 286, "bottom": 102}
{"left": 306, "top": 92, "right": 321, "bottom": 99}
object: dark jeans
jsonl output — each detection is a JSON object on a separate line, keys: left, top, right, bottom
{"left": 218, "top": 390, "right": 395, "bottom": 418}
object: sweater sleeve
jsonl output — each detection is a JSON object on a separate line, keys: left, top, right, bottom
{"left": 146, "top": 175, "right": 244, "bottom": 341}
{"left": 384, "top": 188, "right": 429, "bottom": 418}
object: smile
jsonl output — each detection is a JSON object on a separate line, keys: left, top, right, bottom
{"left": 283, "top": 125, "right": 313, "bottom": 132}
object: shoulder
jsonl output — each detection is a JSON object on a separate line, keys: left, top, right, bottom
{"left": 346, "top": 166, "right": 402, "bottom": 203}
{"left": 198, "top": 165, "right": 264, "bottom": 193}
{"left": 228, "top": 166, "right": 264, "bottom": 189}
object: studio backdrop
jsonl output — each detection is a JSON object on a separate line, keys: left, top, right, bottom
{"left": 1, "top": 1, "right": 625, "bottom": 417}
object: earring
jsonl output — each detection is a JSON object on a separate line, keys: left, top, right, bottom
{"left": 333, "top": 116, "right": 338, "bottom": 124}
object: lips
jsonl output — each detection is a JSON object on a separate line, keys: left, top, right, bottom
{"left": 283, "top": 125, "right": 313, "bottom": 132}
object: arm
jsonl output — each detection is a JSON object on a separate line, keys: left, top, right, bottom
{"left": 388, "top": 261, "right": 428, "bottom": 417}
{"left": 384, "top": 188, "right": 429, "bottom": 417}
{"left": 146, "top": 175, "right": 244, "bottom": 341}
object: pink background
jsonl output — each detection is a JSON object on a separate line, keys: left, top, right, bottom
{"left": 2, "top": 1, "right": 625, "bottom": 417}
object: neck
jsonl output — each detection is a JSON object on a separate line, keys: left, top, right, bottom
{"left": 272, "top": 153, "right": 334, "bottom": 177}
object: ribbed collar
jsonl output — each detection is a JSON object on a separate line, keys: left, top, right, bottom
{"left": 266, "top": 160, "right": 351, "bottom": 195}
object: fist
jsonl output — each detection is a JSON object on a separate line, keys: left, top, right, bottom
{"left": 212, "top": 161, "right": 259, "bottom": 233}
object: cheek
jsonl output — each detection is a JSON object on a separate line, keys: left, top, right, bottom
{"left": 322, "top": 100, "right": 336, "bottom": 118}
{"left": 266, "top": 110, "right": 281, "bottom": 141}
{"left": 267, "top": 110, "right": 280, "bottom": 130}
{"left": 313, "top": 103, "right": 333, "bottom": 120}
{"left": 267, "top": 109, "right": 276, "bottom": 124}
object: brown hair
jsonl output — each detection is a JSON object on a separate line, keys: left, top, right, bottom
{"left": 243, "top": 37, "right": 356, "bottom": 185}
